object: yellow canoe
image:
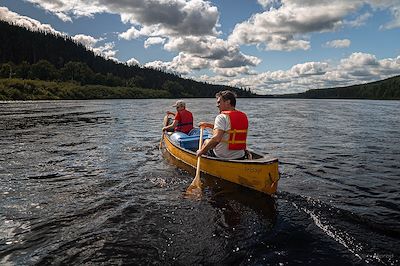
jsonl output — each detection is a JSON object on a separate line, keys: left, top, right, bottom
{"left": 162, "top": 132, "right": 280, "bottom": 195}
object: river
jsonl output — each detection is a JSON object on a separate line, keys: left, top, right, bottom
{"left": 0, "top": 98, "right": 399, "bottom": 265}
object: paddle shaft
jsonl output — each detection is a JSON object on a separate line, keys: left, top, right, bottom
{"left": 160, "top": 113, "right": 174, "bottom": 149}
{"left": 159, "top": 131, "right": 164, "bottom": 149}
{"left": 194, "top": 127, "right": 204, "bottom": 179}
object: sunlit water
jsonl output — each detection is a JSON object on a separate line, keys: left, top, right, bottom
{"left": 0, "top": 99, "right": 399, "bottom": 265}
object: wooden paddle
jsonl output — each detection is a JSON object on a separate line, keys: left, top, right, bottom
{"left": 160, "top": 113, "right": 174, "bottom": 150}
{"left": 159, "top": 131, "right": 164, "bottom": 149}
{"left": 185, "top": 125, "right": 205, "bottom": 196}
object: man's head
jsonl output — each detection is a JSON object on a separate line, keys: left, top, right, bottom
{"left": 172, "top": 100, "right": 186, "bottom": 110}
{"left": 215, "top": 90, "right": 236, "bottom": 111}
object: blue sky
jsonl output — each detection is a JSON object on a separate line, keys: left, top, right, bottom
{"left": 1, "top": 0, "right": 400, "bottom": 94}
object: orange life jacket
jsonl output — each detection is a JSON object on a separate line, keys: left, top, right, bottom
{"left": 175, "top": 109, "right": 193, "bottom": 134}
{"left": 221, "top": 110, "right": 248, "bottom": 150}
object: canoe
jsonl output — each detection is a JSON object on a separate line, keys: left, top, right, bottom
{"left": 162, "top": 131, "right": 280, "bottom": 195}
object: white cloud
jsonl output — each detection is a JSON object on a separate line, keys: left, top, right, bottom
{"left": 143, "top": 54, "right": 210, "bottom": 75}
{"left": 229, "top": 0, "right": 400, "bottom": 51}
{"left": 26, "top": 0, "right": 220, "bottom": 37}
{"left": 26, "top": 0, "right": 107, "bottom": 21}
{"left": 0, "top": 7, "right": 120, "bottom": 61}
{"left": 160, "top": 36, "right": 261, "bottom": 75}
{"left": 72, "top": 34, "right": 100, "bottom": 48}
{"left": 144, "top": 37, "right": 165, "bottom": 48}
{"left": 365, "top": 0, "right": 400, "bottom": 29}
{"left": 119, "top": 26, "right": 141, "bottom": 40}
{"left": 257, "top": 0, "right": 281, "bottom": 10}
{"left": 340, "top": 52, "right": 379, "bottom": 69}
{"left": 214, "top": 66, "right": 255, "bottom": 77}
{"left": 126, "top": 57, "right": 140, "bottom": 66}
{"left": 290, "top": 62, "right": 329, "bottom": 76}
{"left": 380, "top": 5, "right": 400, "bottom": 29}
{"left": 92, "top": 42, "right": 118, "bottom": 59}
{"left": 228, "top": 1, "right": 360, "bottom": 51}
{"left": 345, "top": 12, "right": 372, "bottom": 27}
{"left": 325, "top": 39, "right": 351, "bottom": 48}
{"left": 0, "top": 6, "right": 63, "bottom": 35}
{"left": 202, "top": 52, "right": 400, "bottom": 95}
{"left": 70, "top": 34, "right": 118, "bottom": 60}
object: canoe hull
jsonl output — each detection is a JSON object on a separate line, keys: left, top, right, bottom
{"left": 163, "top": 133, "right": 280, "bottom": 195}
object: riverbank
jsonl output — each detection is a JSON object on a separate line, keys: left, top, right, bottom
{"left": 0, "top": 78, "right": 169, "bottom": 100}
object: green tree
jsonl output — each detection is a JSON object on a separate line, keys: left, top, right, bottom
{"left": 0, "top": 62, "right": 15, "bottom": 78}
{"left": 15, "top": 61, "right": 31, "bottom": 79}
{"left": 162, "top": 80, "right": 184, "bottom": 97}
{"left": 30, "top": 60, "right": 58, "bottom": 80}
{"left": 60, "top": 61, "right": 94, "bottom": 84}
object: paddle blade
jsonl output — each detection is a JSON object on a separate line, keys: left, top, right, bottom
{"left": 159, "top": 132, "right": 164, "bottom": 150}
{"left": 185, "top": 174, "right": 202, "bottom": 198}
{"left": 185, "top": 126, "right": 205, "bottom": 198}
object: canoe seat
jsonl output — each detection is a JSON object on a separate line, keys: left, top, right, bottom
{"left": 170, "top": 129, "right": 210, "bottom": 151}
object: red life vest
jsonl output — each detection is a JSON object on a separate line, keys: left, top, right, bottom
{"left": 221, "top": 110, "right": 248, "bottom": 150}
{"left": 175, "top": 109, "right": 193, "bottom": 134}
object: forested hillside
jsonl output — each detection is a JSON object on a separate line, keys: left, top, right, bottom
{"left": 0, "top": 20, "right": 254, "bottom": 99}
{"left": 285, "top": 75, "right": 400, "bottom": 100}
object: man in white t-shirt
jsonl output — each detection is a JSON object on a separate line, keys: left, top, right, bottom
{"left": 196, "top": 90, "right": 248, "bottom": 160}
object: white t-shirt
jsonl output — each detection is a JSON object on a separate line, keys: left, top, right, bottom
{"left": 213, "top": 113, "right": 245, "bottom": 159}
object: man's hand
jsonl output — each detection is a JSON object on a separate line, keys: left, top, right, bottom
{"left": 196, "top": 149, "right": 203, "bottom": 157}
{"left": 198, "top": 122, "right": 214, "bottom": 129}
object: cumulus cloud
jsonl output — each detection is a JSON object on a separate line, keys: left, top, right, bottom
{"left": 199, "top": 52, "right": 400, "bottom": 95}
{"left": 72, "top": 34, "right": 100, "bottom": 48}
{"left": 290, "top": 62, "right": 329, "bottom": 76}
{"left": 257, "top": 0, "right": 282, "bottom": 10}
{"left": 26, "top": 0, "right": 107, "bottom": 21}
{"left": 0, "top": 6, "right": 62, "bottom": 35}
{"left": 228, "top": 1, "right": 360, "bottom": 51}
{"left": 325, "top": 39, "right": 351, "bottom": 48}
{"left": 229, "top": 0, "right": 400, "bottom": 51}
{"left": 92, "top": 42, "right": 118, "bottom": 59}
{"left": 126, "top": 57, "right": 140, "bottom": 66}
{"left": 26, "top": 0, "right": 220, "bottom": 37}
{"left": 70, "top": 34, "right": 118, "bottom": 59}
{"left": 214, "top": 66, "right": 256, "bottom": 77}
{"left": 145, "top": 53, "right": 195, "bottom": 75}
{"left": 144, "top": 37, "right": 166, "bottom": 48}
{"left": 159, "top": 36, "right": 261, "bottom": 75}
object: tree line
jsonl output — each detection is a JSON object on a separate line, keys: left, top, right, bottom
{"left": 278, "top": 75, "right": 400, "bottom": 100}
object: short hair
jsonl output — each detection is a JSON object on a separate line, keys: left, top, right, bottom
{"left": 216, "top": 90, "right": 237, "bottom": 107}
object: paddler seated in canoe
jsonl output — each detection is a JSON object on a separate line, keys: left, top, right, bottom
{"left": 196, "top": 90, "right": 251, "bottom": 160}
{"left": 162, "top": 100, "right": 194, "bottom": 134}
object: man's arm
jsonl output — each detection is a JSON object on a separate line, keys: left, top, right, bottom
{"left": 196, "top": 128, "right": 224, "bottom": 157}
{"left": 162, "top": 119, "right": 179, "bottom": 131}
{"left": 166, "top": 111, "right": 175, "bottom": 116}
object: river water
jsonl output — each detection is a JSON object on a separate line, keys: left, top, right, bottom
{"left": 0, "top": 99, "right": 399, "bottom": 265}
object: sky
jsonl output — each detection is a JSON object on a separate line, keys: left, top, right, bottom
{"left": 1, "top": 0, "right": 400, "bottom": 95}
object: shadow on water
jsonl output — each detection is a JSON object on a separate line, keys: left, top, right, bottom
{"left": 162, "top": 148, "right": 278, "bottom": 224}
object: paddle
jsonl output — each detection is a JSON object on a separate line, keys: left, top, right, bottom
{"left": 159, "top": 131, "right": 164, "bottom": 149}
{"left": 160, "top": 113, "right": 173, "bottom": 150}
{"left": 185, "top": 125, "right": 205, "bottom": 196}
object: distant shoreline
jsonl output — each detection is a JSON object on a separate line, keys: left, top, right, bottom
{"left": 1, "top": 77, "right": 399, "bottom": 101}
